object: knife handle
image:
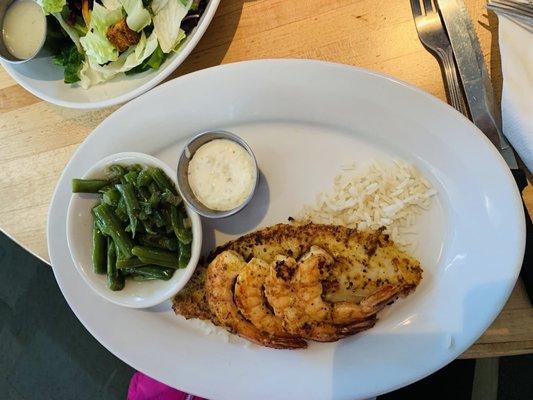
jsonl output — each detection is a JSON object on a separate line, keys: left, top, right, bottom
{"left": 513, "top": 168, "right": 533, "bottom": 303}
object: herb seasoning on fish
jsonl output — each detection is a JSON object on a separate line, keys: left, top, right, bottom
{"left": 188, "top": 139, "right": 256, "bottom": 211}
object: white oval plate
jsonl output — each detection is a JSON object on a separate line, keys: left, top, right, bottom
{"left": 47, "top": 60, "right": 525, "bottom": 400}
{"left": 0, "top": 0, "right": 219, "bottom": 109}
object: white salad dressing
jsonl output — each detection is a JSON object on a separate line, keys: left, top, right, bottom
{"left": 2, "top": 0, "right": 46, "bottom": 60}
{"left": 188, "top": 139, "right": 256, "bottom": 211}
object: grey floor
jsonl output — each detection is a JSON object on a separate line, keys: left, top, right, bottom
{"left": 0, "top": 233, "right": 134, "bottom": 400}
{"left": 0, "top": 232, "right": 531, "bottom": 400}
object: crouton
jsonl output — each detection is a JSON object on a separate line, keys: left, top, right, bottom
{"left": 106, "top": 19, "right": 140, "bottom": 52}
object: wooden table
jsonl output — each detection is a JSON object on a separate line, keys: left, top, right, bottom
{"left": 0, "top": 0, "right": 531, "bottom": 359}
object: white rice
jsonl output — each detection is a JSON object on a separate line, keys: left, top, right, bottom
{"left": 183, "top": 317, "right": 253, "bottom": 347}
{"left": 297, "top": 160, "right": 437, "bottom": 249}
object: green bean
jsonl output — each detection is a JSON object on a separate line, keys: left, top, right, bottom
{"left": 141, "top": 219, "right": 158, "bottom": 235}
{"left": 102, "top": 187, "right": 121, "bottom": 207}
{"left": 132, "top": 246, "right": 180, "bottom": 268}
{"left": 139, "top": 234, "right": 179, "bottom": 251}
{"left": 93, "top": 204, "right": 134, "bottom": 258}
{"left": 109, "top": 165, "right": 126, "bottom": 179}
{"left": 148, "top": 167, "right": 177, "bottom": 194}
{"left": 161, "top": 208, "right": 172, "bottom": 233}
{"left": 132, "top": 275, "right": 158, "bottom": 281}
{"left": 116, "top": 183, "right": 140, "bottom": 236}
{"left": 137, "top": 186, "right": 151, "bottom": 203}
{"left": 77, "top": 163, "right": 195, "bottom": 290}
{"left": 137, "top": 169, "right": 152, "bottom": 187}
{"left": 72, "top": 179, "right": 109, "bottom": 193}
{"left": 139, "top": 202, "right": 152, "bottom": 214}
{"left": 148, "top": 182, "right": 159, "bottom": 195}
{"left": 124, "top": 170, "right": 138, "bottom": 185}
{"left": 115, "top": 197, "right": 128, "bottom": 222}
{"left": 120, "top": 269, "right": 135, "bottom": 277}
{"left": 107, "top": 238, "right": 125, "bottom": 291}
{"left": 137, "top": 188, "right": 152, "bottom": 220}
{"left": 139, "top": 208, "right": 148, "bottom": 221}
{"left": 170, "top": 205, "right": 192, "bottom": 244}
{"left": 121, "top": 268, "right": 137, "bottom": 275}
{"left": 133, "top": 266, "right": 174, "bottom": 280}
{"left": 132, "top": 245, "right": 177, "bottom": 260}
{"left": 116, "top": 257, "right": 148, "bottom": 269}
{"left": 116, "top": 183, "right": 140, "bottom": 213}
{"left": 97, "top": 184, "right": 112, "bottom": 194}
{"left": 151, "top": 210, "right": 165, "bottom": 228}
{"left": 161, "top": 189, "right": 182, "bottom": 206}
{"left": 178, "top": 241, "right": 191, "bottom": 269}
{"left": 92, "top": 222, "right": 107, "bottom": 274}
{"left": 94, "top": 218, "right": 107, "bottom": 236}
{"left": 126, "top": 225, "right": 144, "bottom": 241}
{"left": 125, "top": 265, "right": 174, "bottom": 280}
{"left": 136, "top": 257, "right": 178, "bottom": 269}
{"left": 148, "top": 191, "right": 160, "bottom": 208}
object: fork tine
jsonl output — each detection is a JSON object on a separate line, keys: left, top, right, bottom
{"left": 410, "top": 0, "right": 423, "bottom": 16}
{"left": 423, "top": 0, "right": 434, "bottom": 13}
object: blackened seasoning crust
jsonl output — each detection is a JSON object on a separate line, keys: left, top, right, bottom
{"left": 173, "top": 223, "right": 422, "bottom": 320}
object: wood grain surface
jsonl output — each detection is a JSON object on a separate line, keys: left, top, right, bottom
{"left": 0, "top": 0, "right": 531, "bottom": 359}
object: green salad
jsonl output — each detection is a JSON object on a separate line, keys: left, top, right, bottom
{"left": 40, "top": 0, "right": 207, "bottom": 87}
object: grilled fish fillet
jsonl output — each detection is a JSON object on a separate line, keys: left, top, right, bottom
{"left": 173, "top": 223, "right": 422, "bottom": 320}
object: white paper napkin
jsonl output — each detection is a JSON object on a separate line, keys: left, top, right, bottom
{"left": 497, "top": 14, "right": 533, "bottom": 171}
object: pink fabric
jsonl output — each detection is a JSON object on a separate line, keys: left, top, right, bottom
{"left": 128, "top": 372, "right": 206, "bottom": 400}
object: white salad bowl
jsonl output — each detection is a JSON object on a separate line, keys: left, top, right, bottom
{"left": 0, "top": 0, "right": 220, "bottom": 109}
{"left": 66, "top": 152, "right": 202, "bottom": 308}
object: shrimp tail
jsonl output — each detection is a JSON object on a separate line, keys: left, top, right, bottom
{"left": 261, "top": 335, "right": 308, "bottom": 349}
{"left": 359, "top": 284, "right": 400, "bottom": 314}
{"left": 333, "top": 284, "right": 400, "bottom": 324}
{"left": 309, "top": 317, "right": 378, "bottom": 342}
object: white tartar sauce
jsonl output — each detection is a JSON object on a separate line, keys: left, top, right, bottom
{"left": 188, "top": 139, "right": 256, "bottom": 211}
{"left": 2, "top": 0, "right": 46, "bottom": 60}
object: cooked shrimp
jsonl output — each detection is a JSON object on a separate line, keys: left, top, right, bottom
{"left": 205, "top": 251, "right": 307, "bottom": 349}
{"left": 264, "top": 246, "right": 399, "bottom": 341}
{"left": 174, "top": 223, "right": 423, "bottom": 322}
{"left": 234, "top": 258, "right": 301, "bottom": 341}
{"left": 298, "top": 246, "right": 400, "bottom": 324}
{"left": 300, "top": 318, "right": 378, "bottom": 342}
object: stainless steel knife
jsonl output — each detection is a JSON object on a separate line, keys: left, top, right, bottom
{"left": 437, "top": 0, "right": 518, "bottom": 169}
{"left": 436, "top": 0, "right": 533, "bottom": 303}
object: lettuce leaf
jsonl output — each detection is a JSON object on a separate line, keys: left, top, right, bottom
{"left": 79, "top": 32, "right": 158, "bottom": 88}
{"left": 79, "top": 3, "right": 123, "bottom": 65}
{"left": 53, "top": 44, "right": 84, "bottom": 83}
{"left": 152, "top": 0, "right": 192, "bottom": 53}
{"left": 38, "top": 0, "right": 66, "bottom": 14}
{"left": 121, "top": 31, "right": 158, "bottom": 70}
{"left": 91, "top": 3, "right": 124, "bottom": 33}
{"left": 102, "top": 0, "right": 122, "bottom": 9}
{"left": 125, "top": 45, "right": 167, "bottom": 75}
{"left": 173, "top": 28, "right": 186, "bottom": 51}
{"left": 80, "top": 31, "right": 119, "bottom": 65}
{"left": 119, "top": 0, "right": 151, "bottom": 32}
{"left": 51, "top": 13, "right": 83, "bottom": 51}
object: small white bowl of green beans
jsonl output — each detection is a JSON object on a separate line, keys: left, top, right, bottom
{"left": 66, "top": 152, "right": 202, "bottom": 308}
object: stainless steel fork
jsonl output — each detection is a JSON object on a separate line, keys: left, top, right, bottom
{"left": 410, "top": 0, "right": 469, "bottom": 116}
